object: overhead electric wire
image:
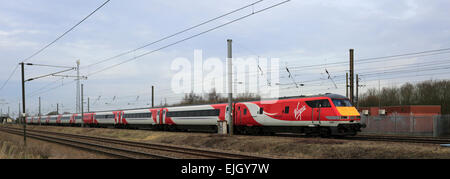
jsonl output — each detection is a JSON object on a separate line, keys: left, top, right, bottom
{"left": 83, "top": 0, "right": 264, "bottom": 69}
{"left": 24, "top": 0, "right": 290, "bottom": 102}
{"left": 25, "top": 1, "right": 450, "bottom": 108}
{"left": 361, "top": 75, "right": 450, "bottom": 88}
{"left": 87, "top": 0, "right": 291, "bottom": 77}
{"left": 277, "top": 56, "right": 450, "bottom": 87}
{"left": 233, "top": 49, "right": 450, "bottom": 78}
{"left": 21, "top": 0, "right": 111, "bottom": 63}
{"left": 282, "top": 67, "right": 450, "bottom": 93}
{"left": 130, "top": 55, "right": 450, "bottom": 97}
{"left": 359, "top": 63, "right": 450, "bottom": 78}
{"left": 30, "top": 16, "right": 450, "bottom": 102}
{"left": 0, "top": 0, "right": 110, "bottom": 92}
{"left": 21, "top": 0, "right": 275, "bottom": 103}
{"left": 359, "top": 68, "right": 450, "bottom": 81}
{"left": 278, "top": 52, "right": 450, "bottom": 80}
{"left": 27, "top": 80, "right": 77, "bottom": 98}
{"left": 25, "top": 63, "right": 75, "bottom": 69}
{"left": 357, "top": 47, "right": 450, "bottom": 62}
{"left": 350, "top": 55, "right": 450, "bottom": 72}
{"left": 282, "top": 71, "right": 450, "bottom": 95}
{"left": 281, "top": 48, "right": 450, "bottom": 72}
{"left": 89, "top": 56, "right": 450, "bottom": 109}
{"left": 0, "top": 64, "right": 19, "bottom": 91}
{"left": 26, "top": 78, "right": 66, "bottom": 97}
{"left": 286, "top": 49, "right": 450, "bottom": 70}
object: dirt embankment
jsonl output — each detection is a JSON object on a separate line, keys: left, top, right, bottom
{"left": 3, "top": 124, "right": 450, "bottom": 159}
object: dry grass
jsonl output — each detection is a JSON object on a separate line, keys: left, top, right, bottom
{"left": 6, "top": 124, "right": 450, "bottom": 159}
{"left": 0, "top": 133, "right": 51, "bottom": 159}
{"left": 0, "top": 127, "right": 113, "bottom": 159}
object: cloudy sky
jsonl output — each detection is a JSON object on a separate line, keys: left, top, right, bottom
{"left": 1, "top": 0, "right": 449, "bottom": 115}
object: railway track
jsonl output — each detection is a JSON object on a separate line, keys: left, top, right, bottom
{"left": 273, "top": 132, "right": 450, "bottom": 144}
{"left": 0, "top": 126, "right": 271, "bottom": 159}
{"left": 344, "top": 134, "right": 450, "bottom": 144}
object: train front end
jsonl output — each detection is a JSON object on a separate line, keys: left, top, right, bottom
{"left": 330, "top": 96, "right": 366, "bottom": 135}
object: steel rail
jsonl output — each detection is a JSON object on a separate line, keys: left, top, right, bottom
{"left": 344, "top": 135, "right": 450, "bottom": 144}
{"left": 2, "top": 126, "right": 271, "bottom": 159}
{"left": 0, "top": 127, "right": 174, "bottom": 159}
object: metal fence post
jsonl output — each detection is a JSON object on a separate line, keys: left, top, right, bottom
{"left": 409, "top": 114, "right": 413, "bottom": 135}
{"left": 394, "top": 113, "right": 397, "bottom": 134}
{"left": 433, "top": 115, "right": 438, "bottom": 137}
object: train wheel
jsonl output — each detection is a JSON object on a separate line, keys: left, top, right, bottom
{"left": 348, "top": 131, "right": 357, "bottom": 136}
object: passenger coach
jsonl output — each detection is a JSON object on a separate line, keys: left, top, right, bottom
{"left": 26, "top": 93, "right": 365, "bottom": 136}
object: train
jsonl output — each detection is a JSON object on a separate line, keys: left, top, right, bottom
{"left": 25, "top": 93, "right": 365, "bottom": 137}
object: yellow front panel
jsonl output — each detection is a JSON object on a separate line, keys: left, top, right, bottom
{"left": 336, "top": 107, "right": 360, "bottom": 116}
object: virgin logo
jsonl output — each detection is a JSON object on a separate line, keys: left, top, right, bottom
{"left": 294, "top": 102, "right": 306, "bottom": 120}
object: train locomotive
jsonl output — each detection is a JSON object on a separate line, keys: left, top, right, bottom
{"left": 25, "top": 93, "right": 365, "bottom": 136}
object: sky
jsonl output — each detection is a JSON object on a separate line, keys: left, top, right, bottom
{"left": 1, "top": 0, "right": 449, "bottom": 116}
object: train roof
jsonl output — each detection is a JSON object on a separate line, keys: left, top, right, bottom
{"left": 29, "top": 93, "right": 347, "bottom": 117}
{"left": 86, "top": 93, "right": 347, "bottom": 112}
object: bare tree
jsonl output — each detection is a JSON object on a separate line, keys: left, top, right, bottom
{"left": 358, "top": 80, "right": 450, "bottom": 114}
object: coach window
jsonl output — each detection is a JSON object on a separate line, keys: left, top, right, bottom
{"left": 244, "top": 109, "right": 247, "bottom": 115}
{"left": 285, "top": 106, "right": 289, "bottom": 114}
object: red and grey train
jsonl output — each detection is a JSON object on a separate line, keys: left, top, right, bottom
{"left": 26, "top": 93, "right": 365, "bottom": 136}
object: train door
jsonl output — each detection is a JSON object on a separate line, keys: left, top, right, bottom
{"left": 156, "top": 110, "right": 160, "bottom": 124}
{"left": 154, "top": 110, "right": 158, "bottom": 124}
{"left": 150, "top": 110, "right": 155, "bottom": 124}
{"left": 152, "top": 110, "right": 158, "bottom": 125}
{"left": 310, "top": 105, "right": 320, "bottom": 125}
{"left": 314, "top": 107, "right": 321, "bottom": 124}
{"left": 309, "top": 100, "right": 330, "bottom": 125}
{"left": 225, "top": 105, "right": 231, "bottom": 124}
{"left": 235, "top": 104, "right": 242, "bottom": 126}
{"left": 157, "top": 109, "right": 164, "bottom": 125}
{"left": 161, "top": 109, "right": 166, "bottom": 125}
{"left": 114, "top": 111, "right": 124, "bottom": 125}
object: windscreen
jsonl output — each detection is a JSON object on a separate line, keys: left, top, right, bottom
{"left": 305, "top": 99, "right": 331, "bottom": 108}
{"left": 332, "top": 99, "right": 353, "bottom": 107}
